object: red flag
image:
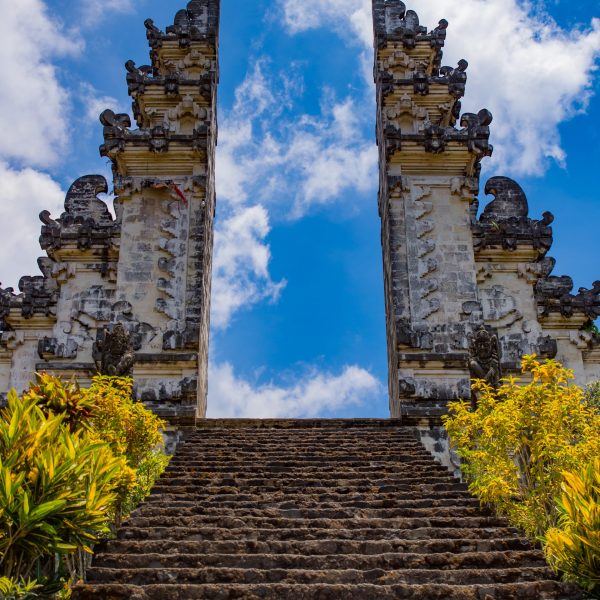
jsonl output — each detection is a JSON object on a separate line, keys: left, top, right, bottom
{"left": 170, "top": 183, "right": 188, "bottom": 206}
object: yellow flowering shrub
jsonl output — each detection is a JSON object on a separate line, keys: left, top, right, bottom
{"left": 443, "top": 355, "right": 600, "bottom": 538}
{"left": 544, "top": 459, "right": 600, "bottom": 596}
{"left": 82, "top": 376, "right": 170, "bottom": 518}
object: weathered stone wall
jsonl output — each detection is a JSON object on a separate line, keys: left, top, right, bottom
{"left": 0, "top": 0, "right": 220, "bottom": 429}
{"left": 373, "top": 0, "right": 600, "bottom": 424}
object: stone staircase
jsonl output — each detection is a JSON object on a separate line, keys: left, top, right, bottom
{"left": 73, "top": 419, "right": 580, "bottom": 599}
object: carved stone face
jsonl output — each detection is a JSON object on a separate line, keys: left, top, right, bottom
{"left": 473, "top": 330, "right": 494, "bottom": 360}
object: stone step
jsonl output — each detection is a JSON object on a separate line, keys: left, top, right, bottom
{"left": 73, "top": 419, "right": 579, "bottom": 600}
{"left": 166, "top": 460, "right": 449, "bottom": 477}
{"left": 86, "top": 566, "right": 558, "bottom": 586}
{"left": 148, "top": 481, "right": 469, "bottom": 495}
{"left": 176, "top": 444, "right": 425, "bottom": 453}
{"left": 194, "top": 419, "right": 407, "bottom": 429}
{"left": 93, "top": 550, "right": 546, "bottom": 572}
{"left": 140, "top": 496, "right": 482, "bottom": 510}
{"left": 132, "top": 505, "right": 489, "bottom": 520}
{"left": 122, "top": 515, "right": 509, "bottom": 531}
{"left": 178, "top": 438, "right": 424, "bottom": 445}
{"left": 116, "top": 525, "right": 523, "bottom": 542}
{"left": 169, "top": 453, "right": 440, "bottom": 466}
{"left": 103, "top": 536, "right": 535, "bottom": 556}
{"left": 72, "top": 581, "right": 583, "bottom": 600}
{"left": 143, "top": 488, "right": 475, "bottom": 500}
{"left": 175, "top": 448, "right": 428, "bottom": 456}
{"left": 162, "top": 466, "right": 450, "bottom": 477}
{"left": 151, "top": 474, "right": 465, "bottom": 486}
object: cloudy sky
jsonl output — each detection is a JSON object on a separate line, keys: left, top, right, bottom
{"left": 0, "top": 0, "right": 599, "bottom": 418}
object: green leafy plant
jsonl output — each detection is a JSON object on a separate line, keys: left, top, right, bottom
{"left": 0, "top": 391, "right": 125, "bottom": 582}
{"left": 585, "top": 381, "right": 600, "bottom": 413}
{"left": 544, "top": 459, "right": 600, "bottom": 597}
{"left": 0, "top": 577, "right": 40, "bottom": 599}
{"left": 0, "top": 373, "right": 170, "bottom": 597}
{"left": 583, "top": 320, "right": 600, "bottom": 336}
{"left": 23, "top": 373, "right": 94, "bottom": 433}
{"left": 443, "top": 356, "right": 600, "bottom": 537}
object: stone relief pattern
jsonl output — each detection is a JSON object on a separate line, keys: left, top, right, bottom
{"left": 156, "top": 199, "right": 190, "bottom": 323}
{"left": 407, "top": 183, "right": 440, "bottom": 322}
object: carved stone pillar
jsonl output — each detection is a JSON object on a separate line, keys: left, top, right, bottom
{"left": 373, "top": 0, "right": 492, "bottom": 421}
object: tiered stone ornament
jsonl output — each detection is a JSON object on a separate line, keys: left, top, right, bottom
{"left": 0, "top": 0, "right": 220, "bottom": 443}
{"left": 373, "top": 0, "right": 600, "bottom": 457}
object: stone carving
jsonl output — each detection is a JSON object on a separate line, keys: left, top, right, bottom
{"left": 481, "top": 176, "right": 528, "bottom": 219}
{"left": 165, "top": 95, "right": 208, "bottom": 134}
{"left": 537, "top": 275, "right": 600, "bottom": 319}
{"left": 386, "top": 95, "right": 429, "bottom": 133}
{"left": 149, "top": 125, "right": 170, "bottom": 153}
{"left": 473, "top": 177, "right": 554, "bottom": 254}
{"left": 423, "top": 124, "right": 447, "bottom": 153}
{"left": 537, "top": 335, "right": 558, "bottom": 359}
{"left": 144, "top": 1, "right": 219, "bottom": 51}
{"left": 469, "top": 326, "right": 502, "bottom": 402}
{"left": 430, "top": 19, "right": 448, "bottom": 50}
{"left": 479, "top": 286, "right": 522, "bottom": 328}
{"left": 446, "top": 60, "right": 468, "bottom": 98}
{"left": 38, "top": 337, "right": 78, "bottom": 360}
{"left": 374, "top": 0, "right": 600, "bottom": 435}
{"left": 169, "top": 1, "right": 210, "bottom": 40}
{"left": 0, "top": 259, "right": 59, "bottom": 320}
{"left": 413, "top": 70, "right": 429, "bottom": 95}
{"left": 1, "top": 330, "right": 25, "bottom": 352}
{"left": 461, "top": 109, "right": 493, "bottom": 160}
{"left": 385, "top": 124, "right": 402, "bottom": 159}
{"left": 144, "top": 18, "right": 163, "bottom": 49}
{"left": 93, "top": 323, "right": 136, "bottom": 377}
{"left": 156, "top": 193, "right": 190, "bottom": 322}
{"left": 40, "top": 175, "right": 118, "bottom": 257}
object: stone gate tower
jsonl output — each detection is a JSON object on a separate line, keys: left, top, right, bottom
{"left": 0, "top": 1, "right": 219, "bottom": 430}
{"left": 373, "top": 0, "right": 600, "bottom": 428}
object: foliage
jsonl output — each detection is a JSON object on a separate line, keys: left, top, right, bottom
{"left": 0, "top": 374, "right": 170, "bottom": 597}
{"left": 23, "top": 374, "right": 94, "bottom": 433}
{"left": 544, "top": 459, "right": 600, "bottom": 597}
{"left": 0, "top": 577, "right": 40, "bottom": 599}
{"left": 585, "top": 381, "right": 600, "bottom": 413}
{"left": 443, "top": 356, "right": 600, "bottom": 538}
{"left": 82, "top": 376, "right": 169, "bottom": 519}
{"left": 583, "top": 320, "right": 600, "bottom": 336}
{"left": 0, "top": 391, "right": 124, "bottom": 581}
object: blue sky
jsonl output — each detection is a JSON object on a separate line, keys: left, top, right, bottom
{"left": 0, "top": 0, "right": 599, "bottom": 418}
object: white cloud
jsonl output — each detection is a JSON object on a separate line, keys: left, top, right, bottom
{"left": 278, "top": 0, "right": 600, "bottom": 176}
{"left": 0, "top": 162, "right": 65, "bottom": 289}
{"left": 213, "top": 61, "right": 378, "bottom": 327}
{"left": 80, "top": 0, "right": 135, "bottom": 27}
{"left": 280, "top": 0, "right": 373, "bottom": 49}
{"left": 0, "top": 0, "right": 82, "bottom": 168}
{"left": 211, "top": 206, "right": 286, "bottom": 329}
{"left": 207, "top": 362, "right": 383, "bottom": 418}
{"left": 79, "top": 83, "right": 126, "bottom": 125}
{"left": 216, "top": 61, "right": 378, "bottom": 218}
